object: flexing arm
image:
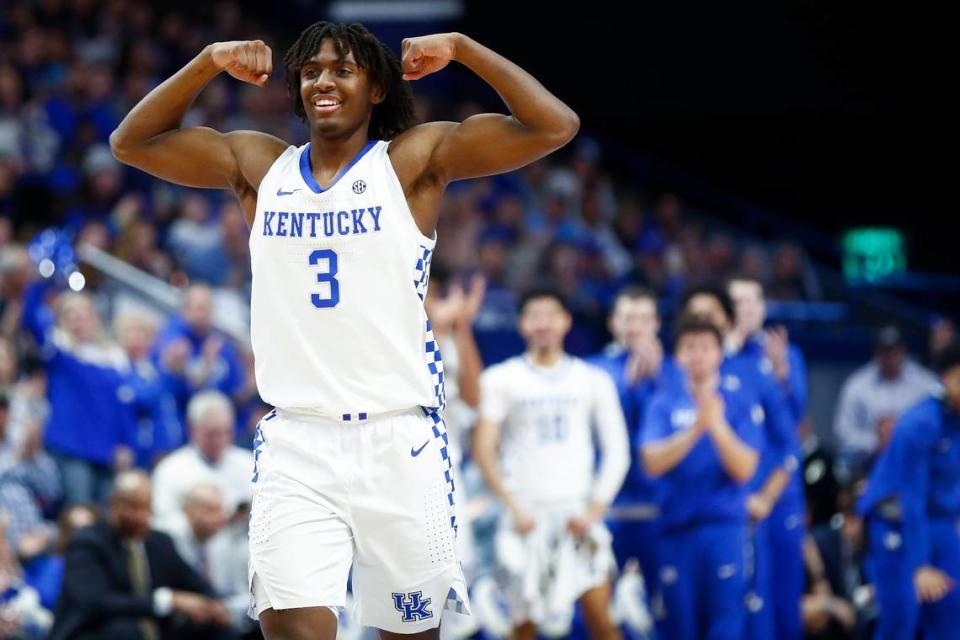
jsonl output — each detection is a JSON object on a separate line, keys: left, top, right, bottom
{"left": 392, "top": 33, "right": 578, "bottom": 231}
{"left": 110, "top": 41, "right": 287, "bottom": 216}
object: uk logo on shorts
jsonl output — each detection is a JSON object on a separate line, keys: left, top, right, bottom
{"left": 393, "top": 591, "right": 433, "bottom": 622}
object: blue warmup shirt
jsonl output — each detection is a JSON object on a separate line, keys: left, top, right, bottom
{"left": 21, "top": 281, "right": 137, "bottom": 465}
{"left": 587, "top": 349, "right": 680, "bottom": 505}
{"left": 727, "top": 337, "right": 805, "bottom": 507}
{"left": 858, "top": 394, "right": 960, "bottom": 568}
{"left": 641, "top": 375, "right": 764, "bottom": 530}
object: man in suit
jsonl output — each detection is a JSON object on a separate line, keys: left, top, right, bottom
{"left": 49, "top": 469, "right": 231, "bottom": 640}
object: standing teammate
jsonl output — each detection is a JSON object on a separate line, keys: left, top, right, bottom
{"left": 587, "top": 286, "right": 676, "bottom": 627}
{"left": 858, "top": 342, "right": 960, "bottom": 640}
{"left": 640, "top": 314, "right": 762, "bottom": 640}
{"left": 473, "top": 289, "right": 629, "bottom": 640}
{"left": 679, "top": 285, "right": 797, "bottom": 639}
{"left": 728, "top": 275, "right": 808, "bottom": 640}
{"left": 110, "top": 23, "right": 579, "bottom": 640}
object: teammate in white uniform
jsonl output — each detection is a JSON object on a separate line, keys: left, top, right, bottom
{"left": 110, "top": 21, "right": 579, "bottom": 640}
{"left": 473, "top": 289, "right": 630, "bottom": 640}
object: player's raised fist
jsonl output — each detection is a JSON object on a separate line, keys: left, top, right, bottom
{"left": 400, "top": 33, "right": 459, "bottom": 81}
{"left": 209, "top": 40, "right": 273, "bottom": 87}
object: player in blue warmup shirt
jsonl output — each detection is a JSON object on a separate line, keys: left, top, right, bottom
{"left": 728, "top": 275, "right": 808, "bottom": 640}
{"left": 588, "top": 286, "right": 679, "bottom": 623}
{"left": 679, "top": 285, "right": 798, "bottom": 638}
{"left": 858, "top": 341, "right": 960, "bottom": 640}
{"left": 641, "top": 313, "right": 762, "bottom": 640}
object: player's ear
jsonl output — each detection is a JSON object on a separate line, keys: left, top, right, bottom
{"left": 370, "top": 82, "right": 385, "bottom": 105}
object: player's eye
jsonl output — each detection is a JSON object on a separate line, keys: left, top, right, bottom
{"left": 338, "top": 68, "right": 353, "bottom": 76}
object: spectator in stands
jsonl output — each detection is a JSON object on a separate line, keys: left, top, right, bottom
{"left": 158, "top": 483, "right": 226, "bottom": 582}
{"left": 49, "top": 470, "right": 230, "bottom": 640}
{"left": 165, "top": 194, "right": 230, "bottom": 286}
{"left": 115, "top": 311, "right": 184, "bottom": 468}
{"left": 832, "top": 324, "right": 939, "bottom": 471}
{"left": 768, "top": 242, "right": 821, "bottom": 301}
{"left": 0, "top": 391, "right": 61, "bottom": 562}
{"left": 152, "top": 284, "right": 244, "bottom": 420}
{"left": 20, "top": 276, "right": 136, "bottom": 506}
{"left": 160, "top": 483, "right": 254, "bottom": 637}
{"left": 928, "top": 315, "right": 956, "bottom": 367}
{"left": 802, "top": 530, "right": 860, "bottom": 639}
{"left": 151, "top": 390, "right": 253, "bottom": 532}
{"left": 0, "top": 514, "right": 53, "bottom": 639}
{"left": 22, "top": 503, "right": 99, "bottom": 614}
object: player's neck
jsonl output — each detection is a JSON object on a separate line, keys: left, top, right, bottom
{"left": 308, "top": 127, "right": 372, "bottom": 177}
{"left": 527, "top": 348, "right": 565, "bottom": 367}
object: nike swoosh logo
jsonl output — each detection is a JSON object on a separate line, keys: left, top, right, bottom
{"left": 276, "top": 187, "right": 301, "bottom": 196}
{"left": 410, "top": 440, "right": 429, "bottom": 457}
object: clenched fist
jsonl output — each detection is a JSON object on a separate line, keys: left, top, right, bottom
{"left": 401, "top": 34, "right": 459, "bottom": 81}
{"left": 210, "top": 40, "right": 273, "bottom": 87}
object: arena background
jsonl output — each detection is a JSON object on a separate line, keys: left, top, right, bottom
{"left": 0, "top": 0, "right": 956, "bottom": 638}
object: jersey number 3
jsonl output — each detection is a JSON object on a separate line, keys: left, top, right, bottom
{"left": 309, "top": 249, "right": 340, "bottom": 308}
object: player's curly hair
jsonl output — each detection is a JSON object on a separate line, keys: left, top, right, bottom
{"left": 283, "top": 22, "right": 416, "bottom": 140}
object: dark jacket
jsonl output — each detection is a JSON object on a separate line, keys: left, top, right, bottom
{"left": 49, "top": 520, "right": 216, "bottom": 640}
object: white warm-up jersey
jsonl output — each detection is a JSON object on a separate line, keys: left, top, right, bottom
{"left": 479, "top": 355, "right": 629, "bottom": 507}
{"left": 249, "top": 140, "right": 444, "bottom": 416}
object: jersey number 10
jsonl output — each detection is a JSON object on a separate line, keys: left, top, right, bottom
{"left": 309, "top": 249, "right": 340, "bottom": 308}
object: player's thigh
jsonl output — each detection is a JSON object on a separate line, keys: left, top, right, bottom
{"left": 350, "top": 409, "right": 468, "bottom": 632}
{"left": 249, "top": 416, "right": 353, "bottom": 612}
{"left": 259, "top": 606, "right": 338, "bottom": 640}
{"left": 377, "top": 629, "right": 440, "bottom": 640}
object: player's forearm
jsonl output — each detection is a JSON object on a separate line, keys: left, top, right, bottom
{"left": 472, "top": 423, "right": 520, "bottom": 513}
{"left": 452, "top": 33, "right": 579, "bottom": 145}
{"left": 642, "top": 428, "right": 702, "bottom": 477}
{"left": 760, "top": 468, "right": 791, "bottom": 504}
{"left": 454, "top": 326, "right": 482, "bottom": 409}
{"left": 708, "top": 421, "right": 758, "bottom": 483}
{"left": 111, "top": 46, "right": 221, "bottom": 157}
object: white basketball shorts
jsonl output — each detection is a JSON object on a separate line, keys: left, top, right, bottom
{"left": 247, "top": 406, "right": 470, "bottom": 633}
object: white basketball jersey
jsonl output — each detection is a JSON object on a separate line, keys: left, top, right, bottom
{"left": 249, "top": 140, "right": 443, "bottom": 417}
{"left": 479, "top": 355, "right": 629, "bottom": 507}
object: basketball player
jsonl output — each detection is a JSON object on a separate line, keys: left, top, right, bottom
{"left": 110, "top": 23, "right": 579, "bottom": 640}
{"left": 473, "top": 289, "right": 629, "bottom": 640}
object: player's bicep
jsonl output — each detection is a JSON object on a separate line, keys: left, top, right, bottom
{"left": 113, "top": 126, "right": 240, "bottom": 189}
{"left": 431, "top": 113, "right": 565, "bottom": 183}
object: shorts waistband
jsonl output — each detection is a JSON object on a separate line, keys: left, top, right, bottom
{"left": 272, "top": 405, "right": 435, "bottom": 425}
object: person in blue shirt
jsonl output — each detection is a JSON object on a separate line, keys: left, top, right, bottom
{"left": 679, "top": 284, "right": 798, "bottom": 640}
{"left": 641, "top": 313, "right": 762, "bottom": 640}
{"left": 588, "top": 286, "right": 676, "bottom": 620}
{"left": 151, "top": 284, "right": 244, "bottom": 425}
{"left": 21, "top": 278, "right": 137, "bottom": 506}
{"left": 857, "top": 341, "right": 960, "bottom": 640}
{"left": 728, "top": 275, "right": 808, "bottom": 640}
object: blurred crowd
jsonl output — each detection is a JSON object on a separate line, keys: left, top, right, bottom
{"left": 0, "top": 1, "right": 957, "bottom": 640}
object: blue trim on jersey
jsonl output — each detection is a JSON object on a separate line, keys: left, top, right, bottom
{"left": 299, "top": 139, "right": 378, "bottom": 194}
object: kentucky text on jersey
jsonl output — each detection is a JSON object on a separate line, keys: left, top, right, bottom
{"left": 261, "top": 207, "right": 383, "bottom": 238}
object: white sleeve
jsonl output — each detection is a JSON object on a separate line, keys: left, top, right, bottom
{"left": 589, "top": 369, "right": 631, "bottom": 505}
{"left": 832, "top": 377, "right": 864, "bottom": 453}
{"left": 479, "top": 365, "right": 510, "bottom": 424}
{"left": 150, "top": 460, "right": 178, "bottom": 529}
